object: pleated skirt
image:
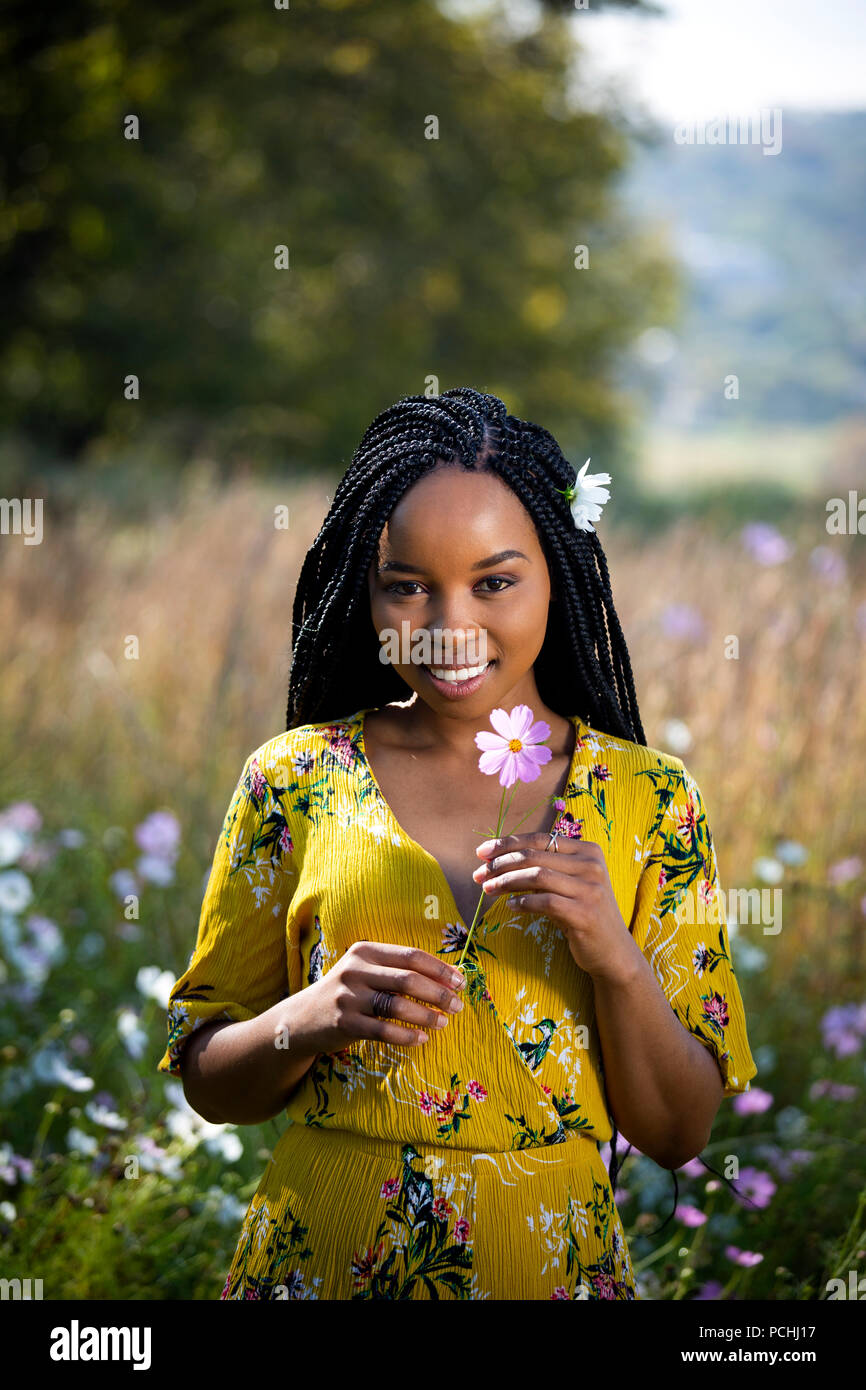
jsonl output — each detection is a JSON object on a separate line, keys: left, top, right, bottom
{"left": 219, "top": 1120, "right": 637, "bottom": 1300}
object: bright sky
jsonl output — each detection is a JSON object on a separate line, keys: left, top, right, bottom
{"left": 571, "top": 0, "right": 866, "bottom": 123}
{"left": 440, "top": 0, "right": 866, "bottom": 122}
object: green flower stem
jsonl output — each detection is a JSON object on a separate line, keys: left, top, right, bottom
{"left": 456, "top": 781, "right": 512, "bottom": 971}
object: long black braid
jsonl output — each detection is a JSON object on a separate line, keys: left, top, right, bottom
{"left": 285, "top": 386, "right": 749, "bottom": 1243}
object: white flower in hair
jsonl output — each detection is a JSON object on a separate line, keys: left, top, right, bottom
{"left": 556, "top": 457, "right": 612, "bottom": 532}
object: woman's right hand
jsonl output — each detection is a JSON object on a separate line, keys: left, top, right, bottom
{"left": 298, "top": 940, "right": 466, "bottom": 1054}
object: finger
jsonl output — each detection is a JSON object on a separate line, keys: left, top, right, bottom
{"left": 361, "top": 1013, "right": 431, "bottom": 1046}
{"left": 476, "top": 832, "right": 602, "bottom": 860}
{"left": 503, "top": 890, "right": 576, "bottom": 917}
{"left": 356, "top": 962, "right": 465, "bottom": 1015}
{"left": 474, "top": 844, "right": 593, "bottom": 883}
{"left": 360, "top": 987, "right": 453, "bottom": 1038}
{"left": 352, "top": 941, "right": 466, "bottom": 991}
{"left": 479, "top": 863, "right": 591, "bottom": 901}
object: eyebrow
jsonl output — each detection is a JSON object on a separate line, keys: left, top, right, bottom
{"left": 378, "top": 549, "right": 531, "bottom": 575}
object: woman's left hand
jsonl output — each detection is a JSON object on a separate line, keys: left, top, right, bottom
{"left": 473, "top": 832, "right": 641, "bottom": 985}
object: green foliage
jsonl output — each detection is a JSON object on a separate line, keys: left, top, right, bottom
{"left": 0, "top": 0, "right": 677, "bottom": 473}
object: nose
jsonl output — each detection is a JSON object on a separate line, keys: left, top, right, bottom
{"left": 427, "top": 621, "right": 489, "bottom": 668}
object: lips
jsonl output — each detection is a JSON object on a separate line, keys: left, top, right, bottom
{"left": 421, "top": 660, "right": 496, "bottom": 699}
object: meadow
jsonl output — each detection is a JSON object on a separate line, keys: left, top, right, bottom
{"left": 1, "top": 464, "right": 864, "bottom": 1300}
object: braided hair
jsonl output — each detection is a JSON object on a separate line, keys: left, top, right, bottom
{"left": 285, "top": 386, "right": 743, "bottom": 1238}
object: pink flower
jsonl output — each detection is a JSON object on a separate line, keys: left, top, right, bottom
{"left": 134, "top": 810, "right": 180, "bottom": 859}
{"left": 474, "top": 706, "right": 552, "bottom": 789}
{"left": 379, "top": 1177, "right": 400, "bottom": 1199}
{"left": 0, "top": 802, "right": 42, "bottom": 834}
{"left": 417, "top": 1091, "right": 434, "bottom": 1115}
{"left": 731, "top": 1166, "right": 776, "bottom": 1209}
{"left": 432, "top": 1197, "right": 453, "bottom": 1220}
{"left": 550, "top": 1286, "right": 570, "bottom": 1299}
{"left": 725, "top": 1245, "right": 764, "bottom": 1267}
{"left": 454, "top": 1217, "right": 470, "bottom": 1244}
{"left": 467, "top": 1078, "right": 487, "bottom": 1100}
{"left": 249, "top": 759, "right": 267, "bottom": 802}
{"left": 827, "top": 856, "right": 862, "bottom": 886}
{"left": 592, "top": 763, "right": 611, "bottom": 781}
{"left": 732, "top": 1087, "right": 774, "bottom": 1116}
{"left": 676, "top": 1204, "right": 707, "bottom": 1227}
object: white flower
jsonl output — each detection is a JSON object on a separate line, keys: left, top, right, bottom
{"left": 67, "top": 1127, "right": 99, "bottom": 1156}
{"left": 58, "top": 828, "right": 86, "bottom": 849}
{"left": 660, "top": 718, "right": 693, "bottom": 755}
{"left": 117, "top": 1008, "right": 148, "bottom": 1060}
{"left": 85, "top": 1100, "right": 127, "bottom": 1131}
{"left": 0, "top": 870, "right": 33, "bottom": 915}
{"left": 0, "top": 827, "right": 26, "bottom": 868}
{"left": 753, "top": 856, "right": 784, "bottom": 885}
{"left": 568, "top": 458, "right": 612, "bottom": 533}
{"left": 136, "top": 965, "right": 176, "bottom": 1007}
{"left": 136, "top": 854, "right": 175, "bottom": 886}
{"left": 30, "top": 1047, "right": 94, "bottom": 1092}
{"left": 109, "top": 868, "right": 139, "bottom": 899}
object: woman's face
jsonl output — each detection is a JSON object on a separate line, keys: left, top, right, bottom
{"left": 367, "top": 464, "right": 554, "bottom": 714}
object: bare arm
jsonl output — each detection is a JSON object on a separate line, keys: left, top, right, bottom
{"left": 177, "top": 941, "right": 466, "bottom": 1127}
{"left": 593, "top": 935, "right": 725, "bottom": 1170}
{"left": 180, "top": 989, "right": 321, "bottom": 1126}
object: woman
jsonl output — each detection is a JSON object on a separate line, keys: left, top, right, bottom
{"left": 157, "top": 386, "right": 758, "bottom": 1300}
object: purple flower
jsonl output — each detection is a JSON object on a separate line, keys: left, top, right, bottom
{"left": 731, "top": 1166, "right": 776, "bottom": 1209}
{"left": 109, "top": 868, "right": 139, "bottom": 900}
{"left": 809, "top": 546, "right": 846, "bottom": 583}
{"left": 659, "top": 602, "right": 707, "bottom": 641}
{"left": 474, "top": 706, "right": 552, "bottom": 788}
{"left": 741, "top": 522, "right": 793, "bottom": 566}
{"left": 821, "top": 1002, "right": 866, "bottom": 1057}
{"left": 732, "top": 1086, "right": 774, "bottom": 1116}
{"left": 827, "top": 856, "right": 862, "bottom": 886}
{"left": 136, "top": 854, "right": 175, "bottom": 887}
{"left": 0, "top": 802, "right": 42, "bottom": 834}
{"left": 725, "top": 1246, "right": 764, "bottom": 1267}
{"left": 809, "top": 1080, "right": 858, "bottom": 1102}
{"left": 134, "top": 811, "right": 181, "bottom": 860}
{"left": 676, "top": 1203, "right": 707, "bottom": 1227}
{"left": 676, "top": 1157, "right": 706, "bottom": 1178}
{"left": 692, "top": 1280, "right": 725, "bottom": 1300}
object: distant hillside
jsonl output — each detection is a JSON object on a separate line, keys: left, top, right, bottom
{"left": 617, "top": 109, "right": 866, "bottom": 430}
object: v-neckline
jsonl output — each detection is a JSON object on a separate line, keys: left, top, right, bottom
{"left": 353, "top": 706, "right": 585, "bottom": 934}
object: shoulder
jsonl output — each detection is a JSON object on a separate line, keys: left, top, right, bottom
{"left": 582, "top": 720, "right": 687, "bottom": 782}
{"left": 243, "top": 710, "right": 364, "bottom": 776}
{"left": 581, "top": 721, "right": 709, "bottom": 833}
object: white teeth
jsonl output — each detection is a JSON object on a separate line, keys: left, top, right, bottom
{"left": 427, "top": 662, "right": 490, "bottom": 683}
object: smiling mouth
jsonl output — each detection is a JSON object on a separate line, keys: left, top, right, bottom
{"left": 422, "top": 660, "right": 495, "bottom": 684}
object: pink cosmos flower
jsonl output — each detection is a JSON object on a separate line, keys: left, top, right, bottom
{"left": 474, "top": 706, "right": 552, "bottom": 789}
{"left": 675, "top": 1204, "right": 707, "bottom": 1227}
{"left": 732, "top": 1086, "right": 774, "bottom": 1116}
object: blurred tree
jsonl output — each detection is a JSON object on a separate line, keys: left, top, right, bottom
{"left": 0, "top": 0, "right": 677, "bottom": 475}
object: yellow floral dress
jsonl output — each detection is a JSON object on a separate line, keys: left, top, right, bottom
{"left": 157, "top": 706, "right": 758, "bottom": 1301}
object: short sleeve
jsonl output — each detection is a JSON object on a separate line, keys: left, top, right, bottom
{"left": 156, "top": 748, "right": 297, "bottom": 1077}
{"left": 628, "top": 761, "right": 758, "bottom": 1098}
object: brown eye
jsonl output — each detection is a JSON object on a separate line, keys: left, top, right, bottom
{"left": 478, "top": 576, "right": 514, "bottom": 592}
